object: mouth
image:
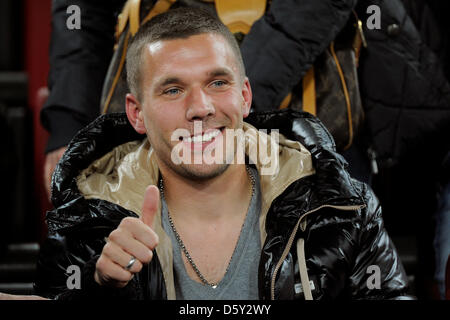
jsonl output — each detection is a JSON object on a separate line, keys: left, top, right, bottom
{"left": 180, "top": 127, "right": 225, "bottom": 144}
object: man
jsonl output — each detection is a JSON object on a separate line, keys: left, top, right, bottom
{"left": 34, "top": 8, "right": 412, "bottom": 300}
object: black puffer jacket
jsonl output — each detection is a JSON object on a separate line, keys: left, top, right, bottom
{"left": 354, "top": 0, "right": 450, "bottom": 167}
{"left": 34, "top": 110, "right": 412, "bottom": 300}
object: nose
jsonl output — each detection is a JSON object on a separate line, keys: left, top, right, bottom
{"left": 185, "top": 87, "right": 215, "bottom": 121}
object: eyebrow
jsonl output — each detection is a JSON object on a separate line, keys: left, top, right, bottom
{"left": 207, "top": 68, "right": 234, "bottom": 78}
{"left": 155, "top": 77, "right": 184, "bottom": 90}
{"left": 154, "top": 68, "right": 235, "bottom": 91}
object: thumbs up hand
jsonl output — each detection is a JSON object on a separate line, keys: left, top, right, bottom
{"left": 94, "top": 185, "right": 160, "bottom": 288}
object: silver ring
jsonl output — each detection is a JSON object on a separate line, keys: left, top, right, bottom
{"left": 124, "top": 256, "right": 136, "bottom": 271}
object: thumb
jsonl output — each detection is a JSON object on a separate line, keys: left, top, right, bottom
{"left": 141, "top": 185, "right": 159, "bottom": 228}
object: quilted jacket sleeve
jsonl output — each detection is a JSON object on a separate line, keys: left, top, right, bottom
{"left": 241, "top": 0, "right": 358, "bottom": 112}
{"left": 349, "top": 182, "right": 415, "bottom": 299}
{"left": 41, "top": 0, "right": 125, "bottom": 152}
{"left": 33, "top": 206, "right": 144, "bottom": 300}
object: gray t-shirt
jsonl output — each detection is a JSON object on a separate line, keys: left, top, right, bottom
{"left": 161, "top": 166, "right": 261, "bottom": 300}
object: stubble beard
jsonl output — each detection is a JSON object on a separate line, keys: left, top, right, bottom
{"left": 157, "top": 120, "right": 243, "bottom": 182}
{"left": 163, "top": 134, "right": 237, "bottom": 181}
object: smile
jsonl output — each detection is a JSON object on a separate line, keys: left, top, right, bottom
{"left": 183, "top": 127, "right": 224, "bottom": 143}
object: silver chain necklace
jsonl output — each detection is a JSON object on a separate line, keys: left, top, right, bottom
{"left": 159, "top": 166, "right": 256, "bottom": 288}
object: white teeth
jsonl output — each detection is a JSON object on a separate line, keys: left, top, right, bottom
{"left": 185, "top": 129, "right": 220, "bottom": 143}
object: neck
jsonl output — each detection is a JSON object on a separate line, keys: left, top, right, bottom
{"left": 159, "top": 164, "right": 252, "bottom": 223}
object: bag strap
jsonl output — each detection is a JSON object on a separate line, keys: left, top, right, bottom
{"left": 116, "top": 1, "right": 130, "bottom": 41}
{"left": 352, "top": 11, "right": 367, "bottom": 67}
{"left": 329, "top": 41, "right": 354, "bottom": 150}
{"left": 129, "top": 0, "right": 142, "bottom": 36}
{"left": 278, "top": 66, "right": 316, "bottom": 115}
{"left": 102, "top": 33, "right": 131, "bottom": 114}
{"left": 278, "top": 93, "right": 292, "bottom": 110}
{"left": 141, "top": 0, "right": 177, "bottom": 26}
{"left": 214, "top": 0, "right": 266, "bottom": 35}
{"left": 116, "top": 0, "right": 177, "bottom": 41}
{"left": 302, "top": 67, "right": 316, "bottom": 116}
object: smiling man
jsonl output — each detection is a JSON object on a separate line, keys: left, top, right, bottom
{"left": 34, "top": 8, "right": 412, "bottom": 300}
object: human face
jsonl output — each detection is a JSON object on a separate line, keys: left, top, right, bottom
{"left": 126, "top": 33, "right": 252, "bottom": 180}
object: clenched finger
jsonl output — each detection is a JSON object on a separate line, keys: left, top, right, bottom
{"left": 118, "top": 217, "right": 159, "bottom": 250}
{"left": 108, "top": 228, "right": 154, "bottom": 264}
{"left": 102, "top": 240, "right": 143, "bottom": 274}
{"left": 95, "top": 255, "right": 134, "bottom": 285}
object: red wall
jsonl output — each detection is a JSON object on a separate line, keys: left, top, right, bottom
{"left": 24, "top": 0, "right": 52, "bottom": 241}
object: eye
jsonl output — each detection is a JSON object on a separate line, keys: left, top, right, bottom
{"left": 211, "top": 80, "right": 227, "bottom": 88}
{"left": 163, "top": 87, "right": 181, "bottom": 96}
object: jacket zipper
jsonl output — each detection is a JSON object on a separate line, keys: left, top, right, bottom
{"left": 270, "top": 204, "right": 364, "bottom": 300}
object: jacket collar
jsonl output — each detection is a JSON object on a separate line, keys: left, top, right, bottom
{"left": 50, "top": 110, "right": 366, "bottom": 237}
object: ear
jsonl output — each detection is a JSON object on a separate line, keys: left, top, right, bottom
{"left": 126, "top": 93, "right": 146, "bottom": 134}
{"left": 241, "top": 77, "right": 252, "bottom": 118}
